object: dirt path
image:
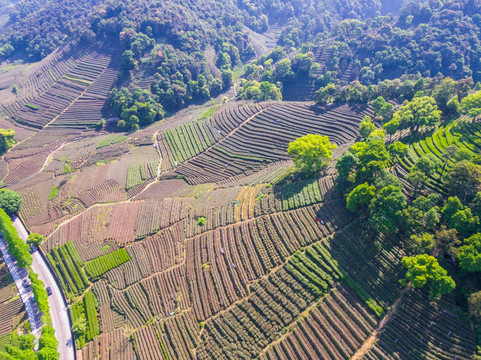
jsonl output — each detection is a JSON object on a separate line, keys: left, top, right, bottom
{"left": 130, "top": 130, "right": 162, "bottom": 200}
{"left": 350, "top": 284, "right": 411, "bottom": 360}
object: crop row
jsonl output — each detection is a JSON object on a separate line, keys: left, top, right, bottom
{"left": 366, "top": 289, "right": 476, "bottom": 360}
{"left": 0, "top": 296, "right": 24, "bottom": 337}
{"left": 281, "top": 178, "right": 323, "bottom": 211}
{"left": 110, "top": 266, "right": 190, "bottom": 329}
{"left": 398, "top": 120, "right": 481, "bottom": 192}
{"left": 76, "top": 179, "right": 127, "bottom": 207}
{"left": 260, "top": 284, "right": 377, "bottom": 360}
{"left": 195, "top": 239, "right": 344, "bottom": 359}
{"left": 71, "top": 290, "right": 100, "bottom": 348}
{"left": 187, "top": 200, "right": 355, "bottom": 320}
{"left": 9, "top": 49, "right": 113, "bottom": 129}
{"left": 164, "top": 121, "right": 216, "bottom": 165}
{"left": 195, "top": 219, "right": 405, "bottom": 359}
{"left": 47, "top": 241, "right": 89, "bottom": 299}
{"left": 80, "top": 328, "right": 135, "bottom": 360}
{"left": 176, "top": 102, "right": 369, "bottom": 185}
{"left": 104, "top": 244, "right": 152, "bottom": 290}
{"left": 134, "top": 310, "right": 199, "bottom": 360}
{"left": 324, "top": 221, "right": 405, "bottom": 312}
{"left": 207, "top": 101, "right": 269, "bottom": 135}
{"left": 135, "top": 198, "right": 193, "bottom": 239}
{"left": 85, "top": 249, "right": 131, "bottom": 280}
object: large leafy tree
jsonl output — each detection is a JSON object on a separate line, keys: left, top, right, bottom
{"left": 287, "top": 134, "right": 337, "bottom": 173}
{"left": 457, "top": 234, "right": 481, "bottom": 272}
{"left": 468, "top": 291, "right": 481, "bottom": 321}
{"left": 0, "top": 189, "right": 22, "bottom": 215}
{"left": 406, "top": 233, "right": 435, "bottom": 255}
{"left": 350, "top": 139, "right": 390, "bottom": 181}
{"left": 435, "top": 226, "right": 460, "bottom": 256}
{"left": 346, "top": 183, "right": 376, "bottom": 213}
{"left": 336, "top": 152, "right": 359, "bottom": 179}
{"left": 407, "top": 170, "right": 427, "bottom": 194}
{"left": 0, "top": 129, "right": 15, "bottom": 154}
{"left": 413, "top": 154, "right": 441, "bottom": 177}
{"left": 358, "top": 116, "right": 376, "bottom": 138}
{"left": 403, "top": 194, "right": 440, "bottom": 234}
{"left": 460, "top": 91, "right": 481, "bottom": 120}
{"left": 369, "top": 185, "right": 406, "bottom": 233}
{"left": 402, "top": 254, "right": 456, "bottom": 299}
{"left": 388, "top": 96, "right": 442, "bottom": 132}
{"left": 443, "top": 160, "right": 481, "bottom": 202}
{"left": 387, "top": 141, "right": 408, "bottom": 159}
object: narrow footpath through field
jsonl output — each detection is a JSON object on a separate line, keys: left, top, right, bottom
{"left": 350, "top": 285, "right": 411, "bottom": 360}
{"left": 13, "top": 216, "right": 75, "bottom": 360}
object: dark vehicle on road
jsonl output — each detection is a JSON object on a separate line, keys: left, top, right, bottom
{"left": 22, "top": 279, "right": 30, "bottom": 288}
{"left": 46, "top": 287, "right": 52, "bottom": 296}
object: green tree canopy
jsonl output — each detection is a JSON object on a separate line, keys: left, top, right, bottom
{"left": 0, "top": 189, "right": 22, "bottom": 215}
{"left": 0, "top": 129, "right": 15, "bottom": 154}
{"left": 404, "top": 195, "right": 440, "bottom": 234}
{"left": 388, "top": 141, "right": 408, "bottom": 159}
{"left": 457, "top": 233, "right": 481, "bottom": 272}
{"left": 72, "top": 314, "right": 87, "bottom": 338}
{"left": 38, "top": 334, "right": 58, "bottom": 351}
{"left": 402, "top": 254, "right": 455, "bottom": 299}
{"left": 27, "top": 233, "right": 43, "bottom": 247}
{"left": 460, "top": 91, "right": 481, "bottom": 119}
{"left": 369, "top": 185, "right": 406, "bottom": 233}
{"left": 440, "top": 144, "right": 458, "bottom": 173}
{"left": 468, "top": 291, "right": 481, "bottom": 320}
{"left": 37, "top": 347, "right": 60, "bottom": 360}
{"left": 358, "top": 116, "right": 376, "bottom": 138}
{"left": 407, "top": 233, "right": 435, "bottom": 255}
{"left": 335, "top": 152, "right": 359, "bottom": 180}
{"left": 443, "top": 160, "right": 481, "bottom": 202}
{"left": 372, "top": 96, "right": 386, "bottom": 117}
{"left": 287, "top": 134, "right": 337, "bottom": 173}
{"left": 435, "top": 226, "right": 460, "bottom": 256}
{"left": 392, "top": 96, "right": 442, "bottom": 132}
{"left": 413, "top": 154, "right": 441, "bottom": 177}
{"left": 346, "top": 183, "right": 376, "bottom": 213}
{"left": 407, "top": 169, "right": 427, "bottom": 194}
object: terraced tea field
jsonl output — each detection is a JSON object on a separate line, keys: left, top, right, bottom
{"left": 0, "top": 74, "right": 475, "bottom": 359}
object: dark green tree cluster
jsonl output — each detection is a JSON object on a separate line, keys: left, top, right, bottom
{"left": 0, "top": 325, "right": 60, "bottom": 360}
{"left": 336, "top": 120, "right": 460, "bottom": 299}
{"left": 108, "top": 87, "right": 164, "bottom": 132}
{"left": 311, "top": 1, "right": 481, "bottom": 88}
{"left": 239, "top": 0, "right": 383, "bottom": 43}
{"left": 336, "top": 133, "right": 412, "bottom": 234}
{"left": 148, "top": 44, "right": 227, "bottom": 110}
{"left": 383, "top": 96, "right": 441, "bottom": 134}
{"left": 243, "top": 47, "right": 319, "bottom": 88}
{"left": 237, "top": 80, "right": 282, "bottom": 101}
{"left": 0, "top": 129, "right": 16, "bottom": 155}
{"left": 0, "top": 207, "right": 31, "bottom": 269}
{"left": 0, "top": 189, "right": 23, "bottom": 215}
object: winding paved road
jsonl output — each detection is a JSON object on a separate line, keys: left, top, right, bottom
{"left": 0, "top": 235, "right": 42, "bottom": 344}
{"left": 13, "top": 216, "right": 75, "bottom": 360}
